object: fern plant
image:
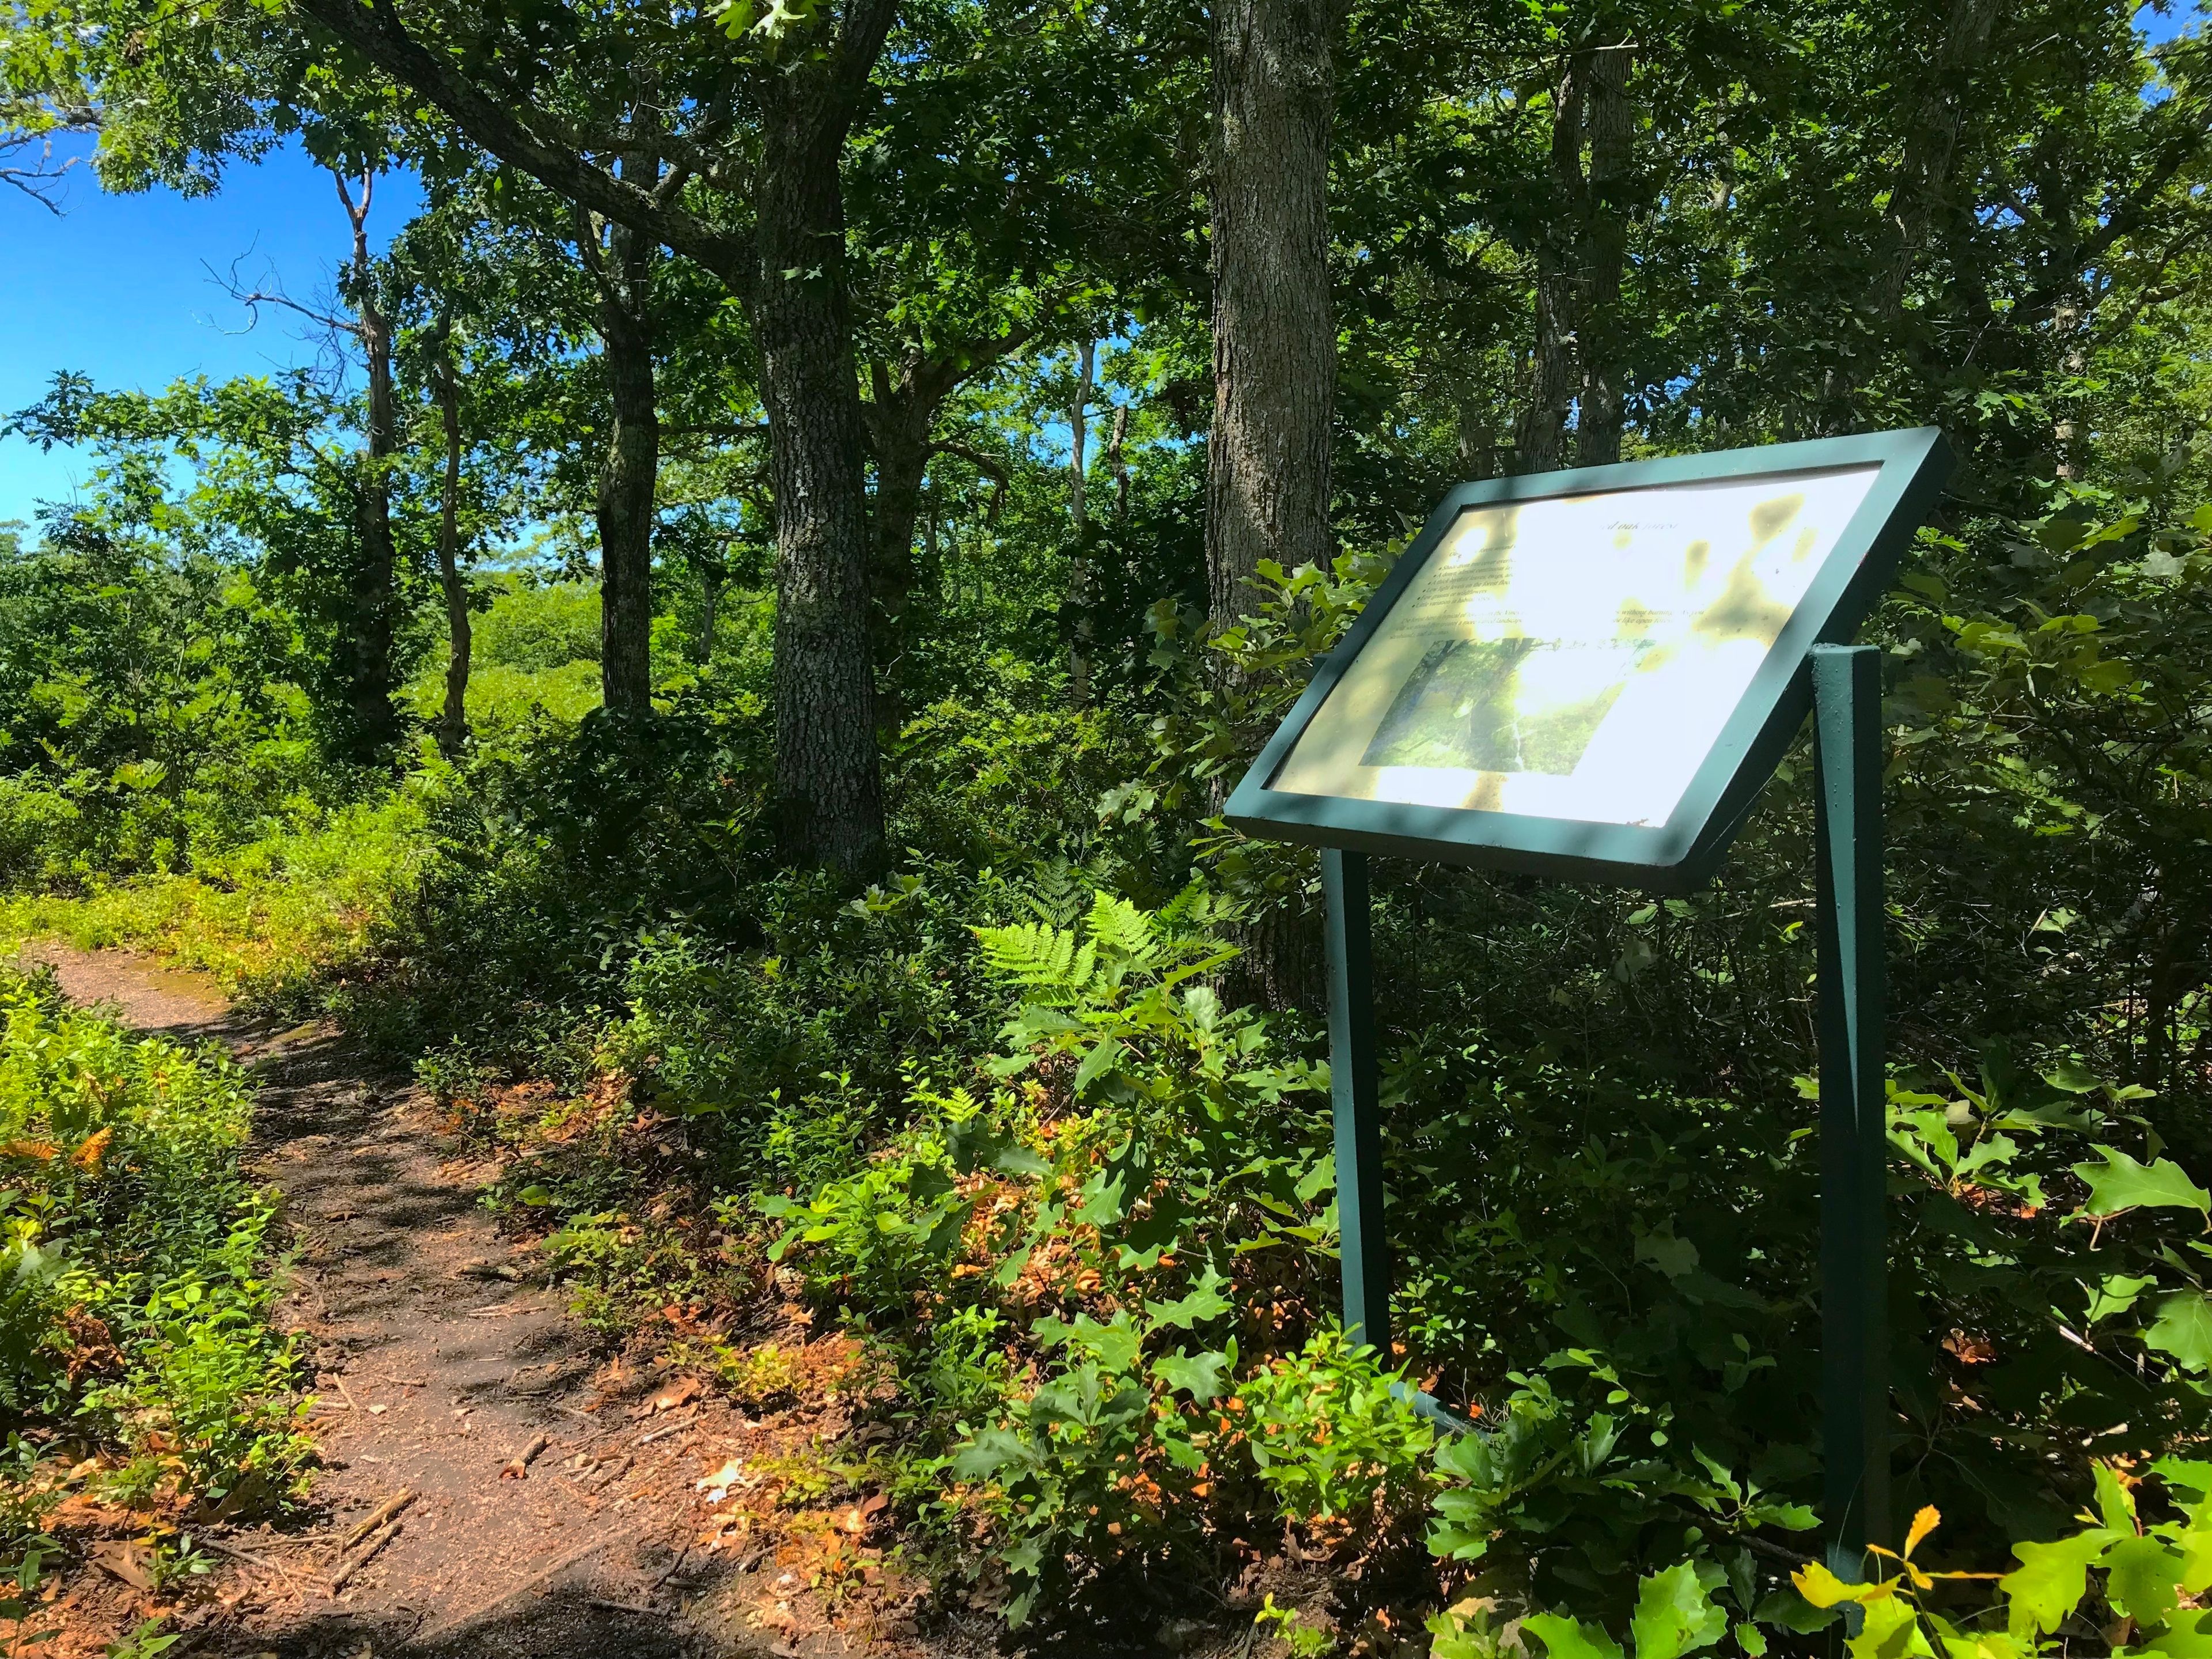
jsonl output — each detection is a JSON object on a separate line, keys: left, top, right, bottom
{"left": 974, "top": 882, "right": 1308, "bottom": 1117}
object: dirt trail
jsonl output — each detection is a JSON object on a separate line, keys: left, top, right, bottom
{"left": 24, "top": 948, "right": 756, "bottom": 1659}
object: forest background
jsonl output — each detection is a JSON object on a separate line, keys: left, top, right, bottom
{"left": 6, "top": 0, "right": 2212, "bottom": 1650}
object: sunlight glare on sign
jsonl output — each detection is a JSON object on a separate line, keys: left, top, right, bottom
{"left": 1266, "top": 465, "right": 1883, "bottom": 828}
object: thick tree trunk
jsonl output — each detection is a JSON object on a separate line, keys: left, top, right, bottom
{"left": 596, "top": 255, "right": 658, "bottom": 713}
{"left": 1514, "top": 57, "right": 1582, "bottom": 476}
{"left": 1068, "top": 339, "right": 1095, "bottom": 704}
{"left": 755, "top": 18, "right": 893, "bottom": 882}
{"left": 1209, "top": 0, "right": 1341, "bottom": 1013}
{"left": 1206, "top": 0, "right": 1339, "bottom": 634}
{"left": 1575, "top": 41, "right": 1632, "bottom": 467}
{"left": 433, "top": 321, "right": 471, "bottom": 759}
{"left": 336, "top": 169, "right": 402, "bottom": 760}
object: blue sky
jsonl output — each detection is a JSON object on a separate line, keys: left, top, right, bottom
{"left": 0, "top": 137, "right": 422, "bottom": 527}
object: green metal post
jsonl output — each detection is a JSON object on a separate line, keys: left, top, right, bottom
{"left": 1323, "top": 848, "right": 1391, "bottom": 1354}
{"left": 1812, "top": 643, "right": 1890, "bottom": 1573}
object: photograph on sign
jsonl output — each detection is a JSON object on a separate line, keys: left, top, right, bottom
{"left": 1267, "top": 464, "right": 1883, "bottom": 829}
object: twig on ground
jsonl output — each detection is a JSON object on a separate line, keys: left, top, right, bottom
{"left": 648, "top": 1537, "right": 692, "bottom": 1593}
{"left": 588, "top": 1597, "right": 665, "bottom": 1617}
{"left": 502, "top": 1433, "right": 552, "bottom": 1477}
{"left": 329, "top": 1517, "right": 403, "bottom": 1593}
{"left": 343, "top": 1488, "right": 416, "bottom": 1548}
{"left": 199, "top": 1535, "right": 304, "bottom": 1584}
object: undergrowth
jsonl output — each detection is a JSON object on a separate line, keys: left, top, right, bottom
{"left": 0, "top": 965, "right": 310, "bottom": 1582}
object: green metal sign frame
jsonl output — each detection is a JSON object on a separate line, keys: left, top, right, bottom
{"left": 1224, "top": 427, "right": 1953, "bottom": 892}
{"left": 1228, "top": 428, "right": 1953, "bottom": 1572}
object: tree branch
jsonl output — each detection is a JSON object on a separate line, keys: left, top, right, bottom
{"left": 929, "top": 440, "right": 1010, "bottom": 522}
{"left": 287, "top": 0, "right": 755, "bottom": 296}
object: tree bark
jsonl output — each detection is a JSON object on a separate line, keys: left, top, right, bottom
{"left": 861, "top": 359, "right": 938, "bottom": 714}
{"left": 1457, "top": 404, "right": 1498, "bottom": 479}
{"left": 1209, "top": 0, "right": 1342, "bottom": 1013}
{"left": 1514, "top": 56, "right": 1582, "bottom": 475}
{"left": 594, "top": 244, "right": 658, "bottom": 713}
{"left": 432, "top": 319, "right": 471, "bottom": 759}
{"left": 756, "top": 0, "right": 897, "bottom": 881}
{"left": 336, "top": 168, "right": 402, "bottom": 760}
{"left": 1207, "top": 0, "right": 1339, "bottom": 633}
{"left": 1068, "top": 339, "right": 1096, "bottom": 704}
{"left": 1575, "top": 41, "right": 1633, "bottom": 467}
{"left": 1105, "top": 400, "right": 1130, "bottom": 520}
{"left": 1812, "top": 0, "right": 1998, "bottom": 431}
{"left": 1874, "top": 0, "right": 1999, "bottom": 326}
{"left": 699, "top": 566, "right": 725, "bottom": 664}
{"left": 578, "top": 95, "right": 663, "bottom": 716}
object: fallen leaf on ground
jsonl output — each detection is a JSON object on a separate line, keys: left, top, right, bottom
{"left": 651, "top": 1376, "right": 703, "bottom": 1413}
{"left": 92, "top": 1541, "right": 153, "bottom": 1591}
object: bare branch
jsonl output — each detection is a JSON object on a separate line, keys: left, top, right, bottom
{"left": 204, "top": 253, "right": 361, "bottom": 340}
{"left": 0, "top": 119, "right": 96, "bottom": 214}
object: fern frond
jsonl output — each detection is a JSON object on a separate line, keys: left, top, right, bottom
{"left": 1021, "top": 858, "right": 1087, "bottom": 929}
{"left": 973, "top": 921, "right": 1090, "bottom": 1006}
{"left": 1086, "top": 891, "right": 1160, "bottom": 969}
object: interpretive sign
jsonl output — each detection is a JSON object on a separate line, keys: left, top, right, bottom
{"left": 1225, "top": 427, "right": 1953, "bottom": 1570}
{"left": 1226, "top": 429, "right": 1952, "bottom": 888}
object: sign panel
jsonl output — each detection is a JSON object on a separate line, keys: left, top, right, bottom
{"left": 1226, "top": 430, "right": 1952, "bottom": 888}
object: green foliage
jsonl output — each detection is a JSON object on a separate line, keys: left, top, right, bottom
{"left": 1779, "top": 1470, "right": 2212, "bottom": 1659}
{"left": 0, "top": 967, "right": 308, "bottom": 1516}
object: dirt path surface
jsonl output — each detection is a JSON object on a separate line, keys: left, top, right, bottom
{"left": 22, "top": 948, "right": 758, "bottom": 1659}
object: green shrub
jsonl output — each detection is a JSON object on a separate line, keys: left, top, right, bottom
{"left": 0, "top": 967, "right": 309, "bottom": 1515}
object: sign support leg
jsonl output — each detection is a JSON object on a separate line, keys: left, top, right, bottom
{"left": 1323, "top": 848, "right": 1390, "bottom": 1354}
{"left": 1812, "top": 643, "right": 1889, "bottom": 1571}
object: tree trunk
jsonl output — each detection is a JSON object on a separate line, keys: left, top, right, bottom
{"left": 755, "top": 14, "right": 895, "bottom": 882}
{"left": 2051, "top": 285, "right": 2088, "bottom": 482}
{"left": 1813, "top": 0, "right": 1998, "bottom": 432}
{"left": 1206, "top": 0, "right": 1339, "bottom": 634}
{"left": 1575, "top": 41, "right": 1632, "bottom": 468}
{"left": 861, "top": 362, "right": 935, "bottom": 718}
{"left": 1874, "top": 0, "right": 1998, "bottom": 325}
{"left": 1068, "top": 339, "right": 1096, "bottom": 704}
{"left": 433, "top": 319, "right": 471, "bottom": 759}
{"left": 699, "top": 568, "right": 724, "bottom": 664}
{"left": 1457, "top": 404, "right": 1497, "bottom": 479}
{"left": 1105, "top": 400, "right": 1130, "bottom": 520}
{"left": 586, "top": 111, "right": 662, "bottom": 716}
{"left": 336, "top": 168, "right": 402, "bottom": 760}
{"left": 596, "top": 259, "right": 658, "bottom": 713}
{"left": 1514, "top": 56, "right": 1582, "bottom": 475}
{"left": 1209, "top": 0, "right": 1341, "bottom": 1013}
